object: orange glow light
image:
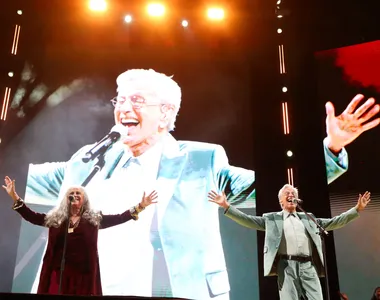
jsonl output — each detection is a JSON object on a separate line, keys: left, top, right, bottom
{"left": 207, "top": 7, "right": 225, "bottom": 20}
{"left": 147, "top": 3, "right": 165, "bottom": 17}
{"left": 89, "top": 0, "right": 107, "bottom": 12}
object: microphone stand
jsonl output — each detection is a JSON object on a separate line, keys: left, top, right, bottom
{"left": 57, "top": 135, "right": 111, "bottom": 293}
{"left": 58, "top": 199, "right": 72, "bottom": 294}
{"left": 296, "top": 203, "right": 330, "bottom": 300}
{"left": 81, "top": 155, "right": 106, "bottom": 187}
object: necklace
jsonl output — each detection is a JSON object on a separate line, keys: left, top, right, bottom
{"left": 68, "top": 217, "right": 81, "bottom": 233}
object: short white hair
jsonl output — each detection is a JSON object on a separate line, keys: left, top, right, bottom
{"left": 278, "top": 184, "right": 299, "bottom": 201}
{"left": 116, "top": 69, "right": 182, "bottom": 131}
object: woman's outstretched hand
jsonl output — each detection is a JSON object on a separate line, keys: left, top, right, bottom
{"left": 2, "top": 176, "right": 19, "bottom": 201}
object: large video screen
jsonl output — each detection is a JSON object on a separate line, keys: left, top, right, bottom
{"left": 316, "top": 40, "right": 380, "bottom": 299}
{"left": 0, "top": 6, "right": 259, "bottom": 300}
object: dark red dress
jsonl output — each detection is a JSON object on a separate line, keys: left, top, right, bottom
{"left": 15, "top": 203, "right": 135, "bottom": 295}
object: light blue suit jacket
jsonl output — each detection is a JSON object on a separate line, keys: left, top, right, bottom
{"left": 23, "top": 134, "right": 347, "bottom": 299}
{"left": 225, "top": 206, "right": 359, "bottom": 277}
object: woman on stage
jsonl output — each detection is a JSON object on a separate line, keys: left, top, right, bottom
{"left": 2, "top": 175, "right": 158, "bottom": 295}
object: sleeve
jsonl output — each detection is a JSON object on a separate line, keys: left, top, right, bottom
{"left": 317, "top": 207, "right": 359, "bottom": 231}
{"left": 212, "top": 145, "right": 256, "bottom": 209}
{"left": 25, "top": 144, "right": 96, "bottom": 206}
{"left": 100, "top": 205, "right": 144, "bottom": 229}
{"left": 13, "top": 200, "right": 46, "bottom": 227}
{"left": 224, "top": 205, "right": 265, "bottom": 231}
{"left": 323, "top": 138, "right": 348, "bottom": 184}
{"left": 26, "top": 162, "right": 66, "bottom": 205}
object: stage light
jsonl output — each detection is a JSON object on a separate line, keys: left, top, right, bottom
{"left": 8, "top": 72, "right": 14, "bottom": 78}
{"left": 88, "top": 0, "right": 107, "bottom": 12}
{"left": 124, "top": 15, "right": 132, "bottom": 23}
{"left": 17, "top": 10, "right": 22, "bottom": 15}
{"left": 207, "top": 7, "right": 224, "bottom": 21}
{"left": 147, "top": 3, "right": 165, "bottom": 17}
{"left": 282, "top": 87, "right": 287, "bottom": 93}
{"left": 181, "top": 20, "right": 188, "bottom": 27}
{"left": 277, "top": 14, "right": 283, "bottom": 18}
{"left": 277, "top": 28, "right": 282, "bottom": 33}
{"left": 287, "top": 150, "right": 293, "bottom": 157}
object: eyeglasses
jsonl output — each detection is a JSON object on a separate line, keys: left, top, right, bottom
{"left": 110, "top": 95, "right": 162, "bottom": 110}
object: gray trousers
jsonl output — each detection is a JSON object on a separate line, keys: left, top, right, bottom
{"left": 277, "top": 259, "right": 323, "bottom": 300}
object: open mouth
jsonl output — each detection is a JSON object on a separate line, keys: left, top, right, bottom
{"left": 121, "top": 119, "right": 139, "bottom": 129}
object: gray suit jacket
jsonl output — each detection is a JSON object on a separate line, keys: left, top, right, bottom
{"left": 225, "top": 206, "right": 360, "bottom": 277}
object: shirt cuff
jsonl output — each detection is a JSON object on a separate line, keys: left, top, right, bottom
{"left": 323, "top": 138, "right": 348, "bottom": 169}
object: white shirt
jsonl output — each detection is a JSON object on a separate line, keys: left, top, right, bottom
{"left": 86, "top": 140, "right": 163, "bottom": 296}
{"left": 278, "top": 210, "right": 312, "bottom": 257}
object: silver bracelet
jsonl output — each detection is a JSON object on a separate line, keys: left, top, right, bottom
{"left": 12, "top": 198, "right": 24, "bottom": 210}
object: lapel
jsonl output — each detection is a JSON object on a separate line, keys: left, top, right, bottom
{"left": 297, "top": 212, "right": 315, "bottom": 237}
{"left": 274, "top": 211, "right": 284, "bottom": 236}
{"left": 155, "top": 134, "right": 187, "bottom": 226}
{"left": 103, "top": 142, "right": 128, "bottom": 178}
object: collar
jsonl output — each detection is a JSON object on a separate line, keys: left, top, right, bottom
{"left": 282, "top": 210, "right": 299, "bottom": 220}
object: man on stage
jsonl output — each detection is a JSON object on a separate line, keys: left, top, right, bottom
{"left": 208, "top": 184, "right": 371, "bottom": 300}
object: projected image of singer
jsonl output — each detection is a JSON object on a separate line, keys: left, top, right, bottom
{"left": 24, "top": 69, "right": 352, "bottom": 299}
{"left": 2, "top": 176, "right": 157, "bottom": 295}
{"left": 208, "top": 185, "right": 371, "bottom": 300}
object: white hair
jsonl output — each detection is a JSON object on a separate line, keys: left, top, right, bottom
{"left": 116, "top": 69, "right": 182, "bottom": 131}
{"left": 278, "top": 184, "right": 299, "bottom": 201}
{"left": 44, "top": 186, "right": 102, "bottom": 228}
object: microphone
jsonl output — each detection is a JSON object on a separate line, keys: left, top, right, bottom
{"left": 68, "top": 195, "right": 74, "bottom": 202}
{"left": 292, "top": 198, "right": 303, "bottom": 204}
{"left": 82, "top": 124, "right": 128, "bottom": 163}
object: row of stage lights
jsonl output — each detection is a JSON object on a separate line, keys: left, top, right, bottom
{"left": 88, "top": 0, "right": 225, "bottom": 26}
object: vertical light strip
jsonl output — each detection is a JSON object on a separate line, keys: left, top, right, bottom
{"left": 278, "top": 44, "right": 286, "bottom": 74}
{"left": 282, "top": 102, "right": 290, "bottom": 134}
{"left": 282, "top": 102, "right": 287, "bottom": 134}
{"left": 281, "top": 44, "right": 286, "bottom": 74}
{"left": 284, "top": 102, "right": 290, "bottom": 134}
{"left": 278, "top": 45, "right": 283, "bottom": 74}
{"left": 1, "top": 88, "right": 12, "bottom": 121}
{"left": 287, "top": 168, "right": 294, "bottom": 186}
{"left": 11, "top": 25, "right": 21, "bottom": 55}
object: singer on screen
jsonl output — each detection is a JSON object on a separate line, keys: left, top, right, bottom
{"left": 2, "top": 176, "right": 158, "bottom": 295}
{"left": 208, "top": 184, "right": 371, "bottom": 300}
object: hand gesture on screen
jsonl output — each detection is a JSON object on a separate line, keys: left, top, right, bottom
{"left": 356, "top": 191, "right": 371, "bottom": 212}
{"left": 208, "top": 190, "right": 230, "bottom": 209}
{"left": 325, "top": 94, "right": 380, "bottom": 153}
{"left": 2, "top": 176, "right": 20, "bottom": 201}
{"left": 139, "top": 190, "right": 158, "bottom": 208}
